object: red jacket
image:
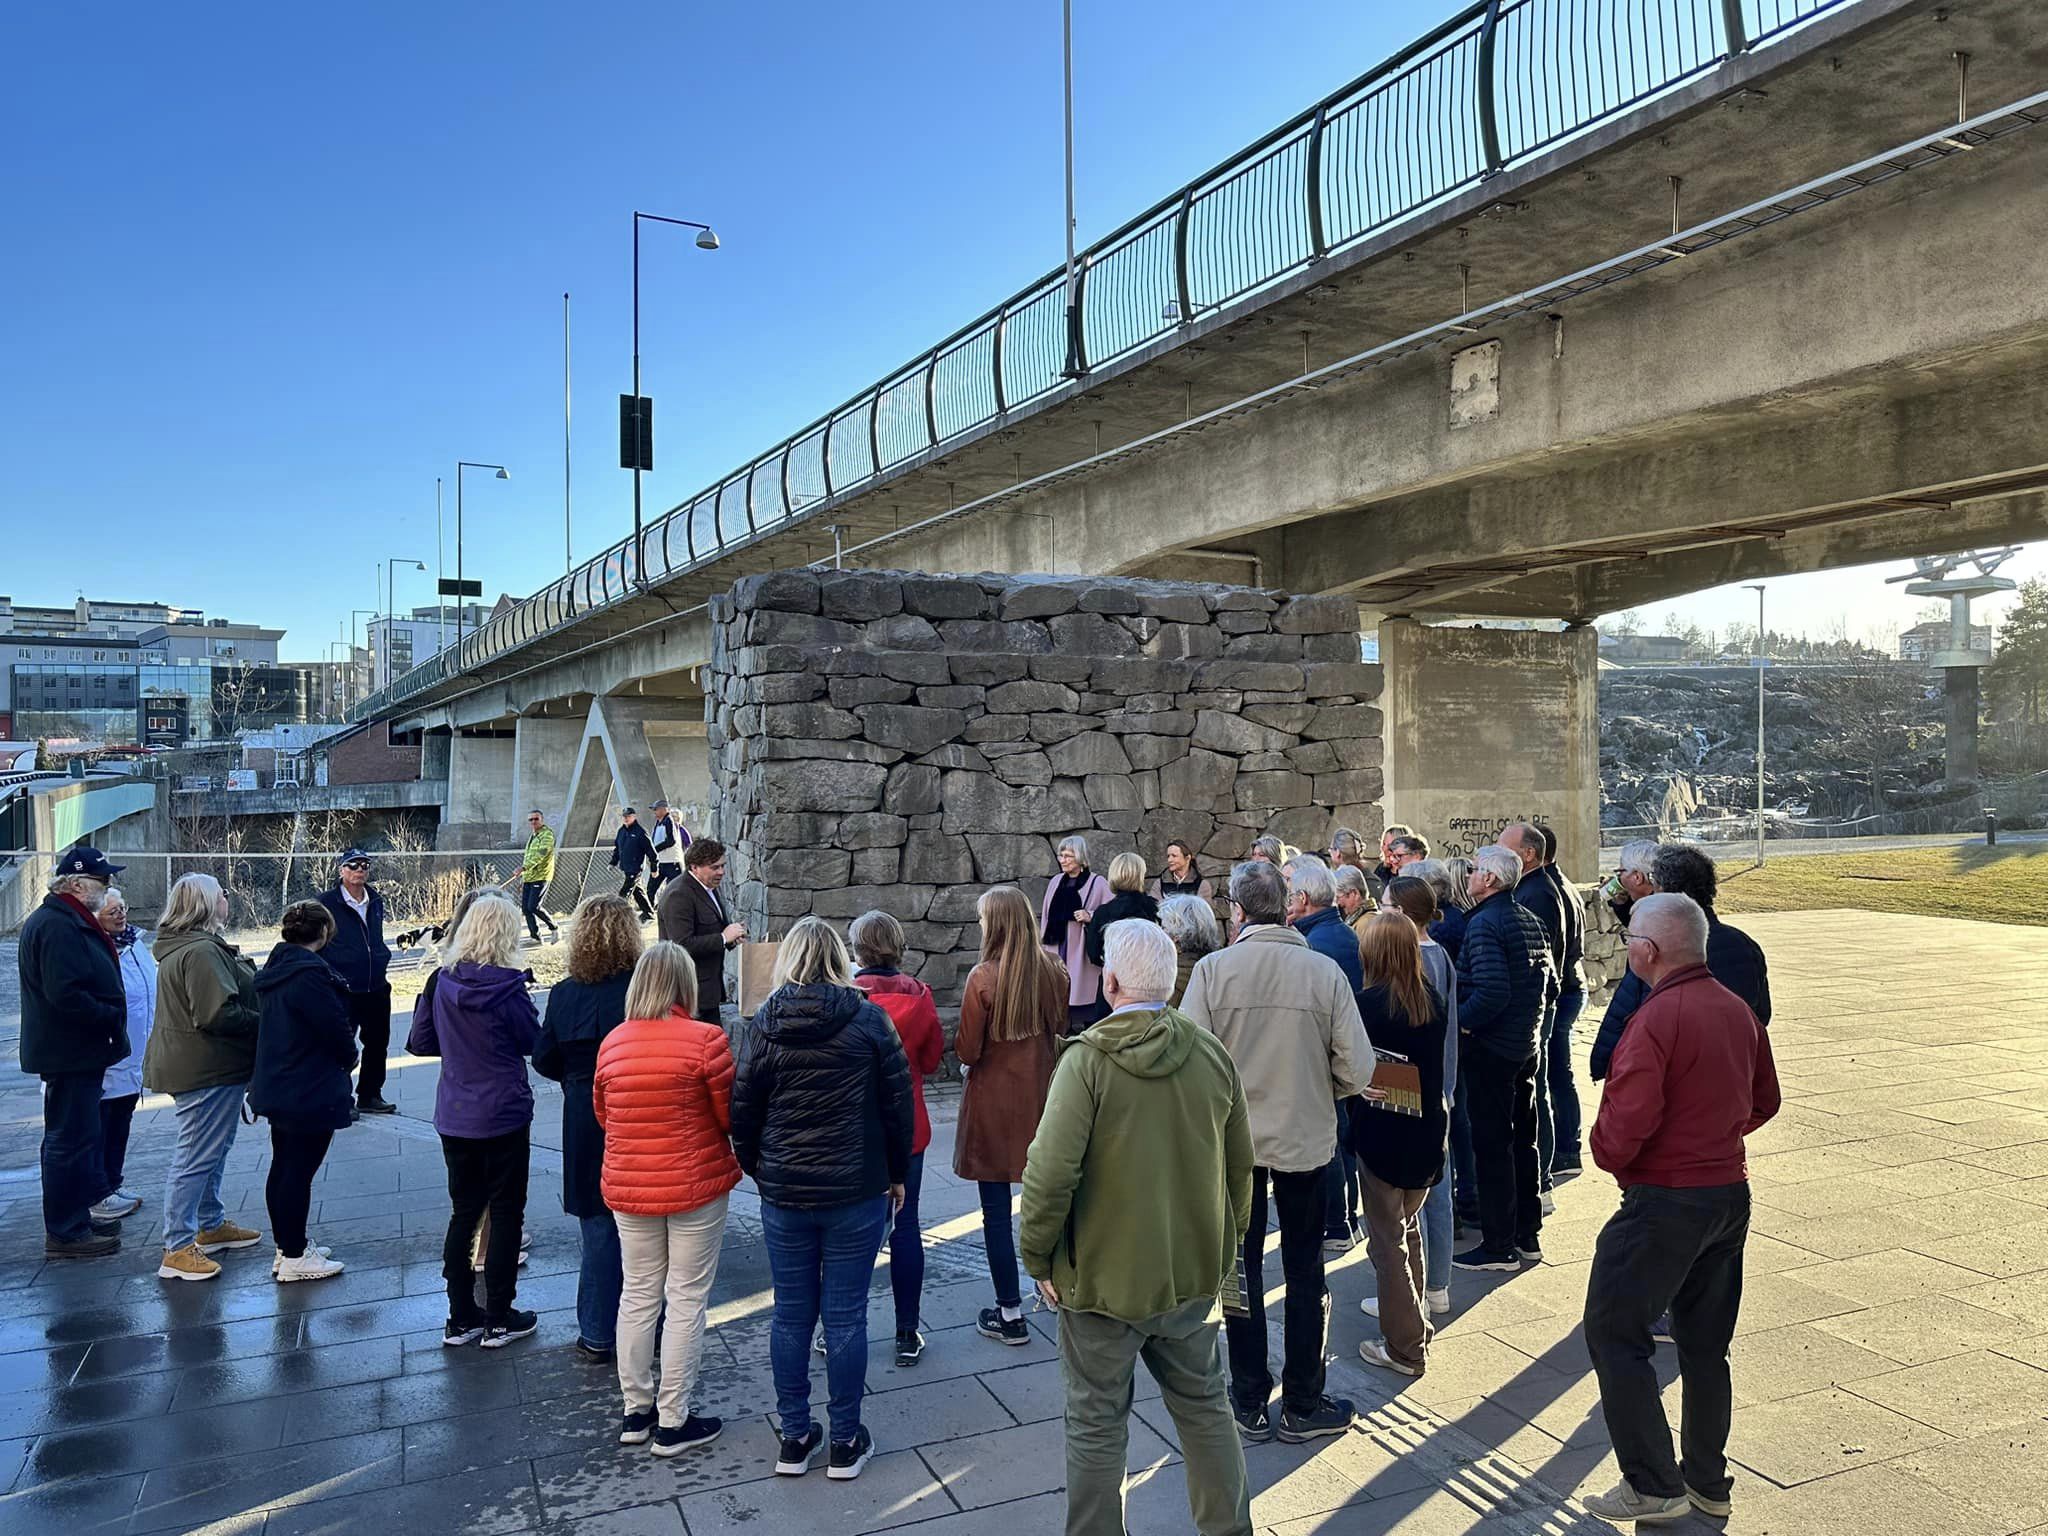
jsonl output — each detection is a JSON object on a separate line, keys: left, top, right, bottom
{"left": 1591, "top": 963, "right": 1780, "bottom": 1189}
{"left": 854, "top": 969, "right": 944, "bottom": 1155}
{"left": 593, "top": 1008, "right": 743, "bottom": 1216}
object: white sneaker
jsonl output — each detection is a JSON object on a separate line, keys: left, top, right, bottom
{"left": 90, "top": 1193, "right": 142, "bottom": 1221}
{"left": 1360, "top": 1295, "right": 1380, "bottom": 1318}
{"left": 1582, "top": 1478, "right": 1689, "bottom": 1525}
{"left": 274, "top": 1250, "right": 345, "bottom": 1282}
{"left": 273, "top": 1245, "right": 332, "bottom": 1275}
{"left": 1540, "top": 1190, "right": 1557, "bottom": 1216}
{"left": 1425, "top": 1287, "right": 1451, "bottom": 1315}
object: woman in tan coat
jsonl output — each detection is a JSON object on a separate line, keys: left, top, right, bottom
{"left": 955, "top": 885, "right": 1066, "bottom": 1346}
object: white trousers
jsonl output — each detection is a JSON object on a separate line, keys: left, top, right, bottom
{"left": 615, "top": 1195, "right": 729, "bottom": 1426}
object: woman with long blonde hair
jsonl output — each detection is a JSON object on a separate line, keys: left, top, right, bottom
{"left": 955, "top": 886, "right": 1067, "bottom": 1346}
{"left": 1348, "top": 910, "right": 1448, "bottom": 1381}
{"left": 532, "top": 896, "right": 644, "bottom": 1361}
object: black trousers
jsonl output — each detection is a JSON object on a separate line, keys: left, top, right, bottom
{"left": 1224, "top": 1166, "right": 1329, "bottom": 1415}
{"left": 1464, "top": 1048, "right": 1541, "bottom": 1257}
{"left": 267, "top": 1124, "right": 335, "bottom": 1257}
{"left": 41, "top": 1072, "right": 106, "bottom": 1242}
{"left": 441, "top": 1128, "right": 530, "bottom": 1325}
{"left": 1584, "top": 1182, "right": 1750, "bottom": 1502}
{"left": 646, "top": 862, "right": 681, "bottom": 904}
{"left": 346, "top": 986, "right": 393, "bottom": 1103}
{"left": 99, "top": 1093, "right": 139, "bottom": 1195}
{"left": 519, "top": 881, "right": 556, "bottom": 939}
{"left": 617, "top": 871, "right": 653, "bottom": 919}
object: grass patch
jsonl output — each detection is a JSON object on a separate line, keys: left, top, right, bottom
{"left": 1717, "top": 843, "right": 2048, "bottom": 926}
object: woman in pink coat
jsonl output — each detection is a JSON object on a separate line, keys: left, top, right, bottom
{"left": 1037, "top": 835, "right": 1111, "bottom": 1031}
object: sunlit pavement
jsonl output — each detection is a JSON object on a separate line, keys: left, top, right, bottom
{"left": 5, "top": 910, "right": 2048, "bottom": 1533}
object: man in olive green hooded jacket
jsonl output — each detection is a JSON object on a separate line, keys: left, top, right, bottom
{"left": 1020, "top": 918, "right": 1255, "bottom": 1536}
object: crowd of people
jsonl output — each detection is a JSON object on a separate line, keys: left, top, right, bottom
{"left": 17, "top": 812, "right": 1778, "bottom": 1529}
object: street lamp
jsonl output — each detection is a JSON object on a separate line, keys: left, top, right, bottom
{"left": 455, "top": 462, "right": 510, "bottom": 649}
{"left": 325, "top": 641, "right": 352, "bottom": 716}
{"left": 627, "top": 211, "right": 720, "bottom": 589}
{"left": 1747, "top": 583, "right": 1767, "bottom": 866}
{"left": 1060, "top": 0, "right": 1085, "bottom": 379}
{"left": 379, "top": 558, "right": 427, "bottom": 690}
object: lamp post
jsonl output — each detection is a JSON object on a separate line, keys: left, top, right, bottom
{"left": 1747, "top": 583, "right": 1766, "bottom": 866}
{"left": 377, "top": 563, "right": 423, "bottom": 688}
{"left": 455, "top": 461, "right": 510, "bottom": 650}
{"left": 326, "top": 641, "right": 352, "bottom": 716}
{"left": 628, "top": 212, "right": 719, "bottom": 589}
{"left": 1060, "top": 0, "right": 1084, "bottom": 379}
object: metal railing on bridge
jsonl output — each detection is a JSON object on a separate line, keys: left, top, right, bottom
{"left": 350, "top": 0, "right": 1852, "bottom": 725}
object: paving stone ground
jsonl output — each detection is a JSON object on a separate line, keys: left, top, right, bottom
{"left": 4, "top": 909, "right": 2048, "bottom": 1534}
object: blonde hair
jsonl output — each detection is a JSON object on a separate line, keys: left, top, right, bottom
{"left": 978, "top": 886, "right": 1065, "bottom": 1043}
{"left": 624, "top": 940, "right": 700, "bottom": 1021}
{"left": 772, "top": 915, "right": 854, "bottom": 989}
{"left": 1107, "top": 852, "right": 1147, "bottom": 893}
{"left": 567, "top": 895, "right": 642, "bottom": 984}
{"left": 448, "top": 891, "right": 523, "bottom": 969}
{"left": 161, "top": 873, "right": 226, "bottom": 934}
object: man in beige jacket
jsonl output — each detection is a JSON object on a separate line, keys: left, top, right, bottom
{"left": 1181, "top": 858, "right": 1377, "bottom": 1446}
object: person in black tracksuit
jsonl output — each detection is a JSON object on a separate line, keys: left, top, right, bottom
{"left": 1504, "top": 825, "right": 1566, "bottom": 1193}
{"left": 1535, "top": 824, "right": 1588, "bottom": 1175}
{"left": 609, "top": 810, "right": 658, "bottom": 921}
{"left": 315, "top": 849, "right": 395, "bottom": 1115}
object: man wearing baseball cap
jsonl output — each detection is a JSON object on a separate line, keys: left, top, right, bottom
{"left": 316, "top": 850, "right": 396, "bottom": 1115}
{"left": 18, "top": 846, "right": 131, "bottom": 1256}
{"left": 646, "top": 798, "right": 690, "bottom": 906}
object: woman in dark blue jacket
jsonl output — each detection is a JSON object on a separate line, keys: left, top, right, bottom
{"left": 532, "top": 896, "right": 642, "bottom": 1361}
{"left": 250, "top": 902, "right": 358, "bottom": 1282}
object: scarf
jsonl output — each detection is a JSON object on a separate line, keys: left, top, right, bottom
{"left": 1043, "top": 870, "right": 1089, "bottom": 945}
{"left": 110, "top": 924, "right": 141, "bottom": 952}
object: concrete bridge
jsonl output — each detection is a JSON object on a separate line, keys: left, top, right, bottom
{"left": 351, "top": 0, "right": 2048, "bottom": 874}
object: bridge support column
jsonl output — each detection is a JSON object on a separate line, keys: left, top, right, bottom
{"left": 445, "top": 733, "right": 516, "bottom": 845}
{"left": 1378, "top": 618, "right": 1599, "bottom": 881}
{"left": 511, "top": 718, "right": 581, "bottom": 842}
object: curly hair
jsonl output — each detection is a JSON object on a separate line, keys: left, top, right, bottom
{"left": 566, "top": 895, "right": 643, "bottom": 984}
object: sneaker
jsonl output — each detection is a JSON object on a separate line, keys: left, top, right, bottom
{"left": 1652, "top": 1312, "right": 1675, "bottom": 1344}
{"left": 1686, "top": 1484, "right": 1733, "bottom": 1518}
{"left": 1517, "top": 1243, "right": 1544, "bottom": 1264}
{"left": 619, "top": 1408, "right": 657, "bottom": 1445}
{"left": 1360, "top": 1294, "right": 1381, "bottom": 1318}
{"left": 1582, "top": 1478, "right": 1689, "bottom": 1524}
{"left": 1277, "top": 1395, "right": 1359, "bottom": 1443}
{"left": 357, "top": 1095, "right": 397, "bottom": 1115}
{"left": 1550, "top": 1157, "right": 1583, "bottom": 1182}
{"left": 827, "top": 1425, "right": 874, "bottom": 1481}
{"left": 157, "top": 1244, "right": 220, "bottom": 1281}
{"left": 273, "top": 1245, "right": 333, "bottom": 1275}
{"left": 652, "top": 1415, "right": 722, "bottom": 1457}
{"left": 89, "top": 1216, "right": 122, "bottom": 1236}
{"left": 895, "top": 1330, "right": 925, "bottom": 1367}
{"left": 976, "top": 1307, "right": 1031, "bottom": 1346}
{"left": 195, "top": 1221, "right": 261, "bottom": 1254}
{"left": 1233, "top": 1403, "right": 1275, "bottom": 1443}
{"left": 1322, "top": 1232, "right": 1355, "bottom": 1255}
{"left": 443, "top": 1319, "right": 486, "bottom": 1347}
{"left": 45, "top": 1233, "right": 120, "bottom": 1259}
{"left": 274, "top": 1250, "right": 345, "bottom": 1282}
{"left": 90, "top": 1192, "right": 142, "bottom": 1221}
{"left": 480, "top": 1310, "right": 538, "bottom": 1348}
{"left": 1454, "top": 1246, "right": 1520, "bottom": 1272}
{"left": 575, "top": 1338, "right": 615, "bottom": 1363}
{"left": 775, "top": 1420, "right": 825, "bottom": 1476}
{"left": 1425, "top": 1287, "right": 1451, "bottom": 1315}
{"left": 1357, "top": 1338, "right": 1422, "bottom": 1377}
{"left": 1540, "top": 1191, "right": 1557, "bottom": 1216}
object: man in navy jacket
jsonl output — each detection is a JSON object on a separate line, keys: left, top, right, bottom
{"left": 1453, "top": 845, "right": 1555, "bottom": 1272}
{"left": 608, "top": 809, "right": 658, "bottom": 921}
{"left": 316, "top": 849, "right": 395, "bottom": 1114}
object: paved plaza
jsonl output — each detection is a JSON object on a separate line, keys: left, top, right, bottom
{"left": 5, "top": 909, "right": 2048, "bottom": 1534}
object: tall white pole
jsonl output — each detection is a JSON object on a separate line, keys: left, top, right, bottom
{"left": 1753, "top": 584, "right": 1767, "bottom": 866}
{"left": 435, "top": 476, "right": 445, "bottom": 624}
{"left": 563, "top": 291, "right": 573, "bottom": 572}
{"left": 1060, "top": 0, "right": 1082, "bottom": 377}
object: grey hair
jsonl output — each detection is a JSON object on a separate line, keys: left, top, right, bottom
{"left": 1250, "top": 835, "right": 1284, "bottom": 863}
{"left": 1406, "top": 857, "right": 1456, "bottom": 912}
{"left": 1332, "top": 864, "right": 1369, "bottom": 900}
{"left": 1473, "top": 845, "right": 1523, "bottom": 893}
{"left": 773, "top": 914, "right": 855, "bottom": 989}
{"left": 1442, "top": 857, "right": 1476, "bottom": 911}
{"left": 1102, "top": 919, "right": 1177, "bottom": 1003}
{"left": 1631, "top": 892, "right": 1708, "bottom": 961}
{"left": 1057, "top": 834, "right": 1091, "bottom": 867}
{"left": 1229, "top": 859, "right": 1290, "bottom": 925}
{"left": 1283, "top": 854, "right": 1336, "bottom": 910}
{"left": 847, "top": 909, "right": 904, "bottom": 969}
{"left": 160, "top": 873, "right": 226, "bottom": 934}
{"left": 1618, "top": 839, "right": 1661, "bottom": 879}
{"left": 100, "top": 886, "right": 126, "bottom": 915}
{"left": 1159, "top": 893, "right": 1222, "bottom": 957}
{"left": 46, "top": 871, "right": 106, "bottom": 904}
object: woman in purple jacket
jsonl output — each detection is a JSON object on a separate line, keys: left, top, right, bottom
{"left": 406, "top": 892, "right": 542, "bottom": 1348}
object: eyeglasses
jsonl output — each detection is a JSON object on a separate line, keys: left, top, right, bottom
{"left": 342, "top": 861, "right": 371, "bottom": 871}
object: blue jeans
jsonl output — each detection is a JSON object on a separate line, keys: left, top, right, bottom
{"left": 978, "top": 1181, "right": 1021, "bottom": 1308}
{"left": 42, "top": 1073, "right": 107, "bottom": 1243}
{"left": 1322, "top": 1096, "right": 1361, "bottom": 1240}
{"left": 1422, "top": 1175, "right": 1453, "bottom": 1293}
{"left": 1548, "top": 991, "right": 1586, "bottom": 1166}
{"left": 890, "top": 1154, "right": 925, "bottom": 1336}
{"left": 1450, "top": 1066, "right": 1477, "bottom": 1219}
{"left": 762, "top": 1196, "right": 888, "bottom": 1444}
{"left": 578, "top": 1212, "right": 623, "bottom": 1349}
{"left": 163, "top": 1084, "right": 245, "bottom": 1251}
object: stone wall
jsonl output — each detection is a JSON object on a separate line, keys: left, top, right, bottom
{"left": 706, "top": 570, "right": 1383, "bottom": 1011}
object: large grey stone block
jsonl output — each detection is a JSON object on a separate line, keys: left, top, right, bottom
{"left": 750, "top": 813, "right": 842, "bottom": 849}
{"left": 993, "top": 752, "right": 1054, "bottom": 787}
{"left": 867, "top": 614, "right": 945, "bottom": 651}
{"left": 746, "top": 610, "right": 864, "bottom": 649}
{"left": 761, "top": 848, "right": 851, "bottom": 888}
{"left": 1092, "top": 657, "right": 1197, "bottom": 696}
{"left": 1122, "top": 734, "right": 1193, "bottom": 771}
{"left": 829, "top": 675, "right": 916, "bottom": 708}
{"left": 1221, "top": 632, "right": 1306, "bottom": 662}
{"left": 902, "top": 576, "right": 989, "bottom": 619}
{"left": 987, "top": 679, "right": 1081, "bottom": 715}
{"left": 1303, "top": 631, "right": 1363, "bottom": 662}
{"left": 731, "top": 570, "right": 821, "bottom": 614}
{"left": 1304, "top": 662, "right": 1382, "bottom": 699}
{"left": 1137, "top": 590, "right": 1212, "bottom": 623}
{"left": 1158, "top": 747, "right": 1235, "bottom": 807}
{"left": 914, "top": 685, "right": 983, "bottom": 710}
{"left": 1302, "top": 704, "right": 1384, "bottom": 740}
{"left": 1235, "top": 769, "right": 1312, "bottom": 811}
{"left": 1243, "top": 702, "right": 1319, "bottom": 734}
{"left": 837, "top": 812, "right": 911, "bottom": 850}
{"left": 850, "top": 847, "right": 900, "bottom": 885}
{"left": 903, "top": 831, "right": 976, "bottom": 884}
{"left": 1191, "top": 710, "right": 1294, "bottom": 755}
{"left": 878, "top": 650, "right": 953, "bottom": 685}
{"left": 939, "top": 619, "right": 1051, "bottom": 653}
{"left": 1029, "top": 655, "right": 1096, "bottom": 685}
{"left": 882, "top": 763, "right": 943, "bottom": 816}
{"left": 1212, "top": 590, "right": 1278, "bottom": 613}
{"left": 1140, "top": 809, "right": 1217, "bottom": 860}
{"left": 1194, "top": 659, "right": 1305, "bottom": 693}
{"left": 950, "top": 653, "right": 1031, "bottom": 686}
{"left": 1049, "top": 613, "right": 1139, "bottom": 656}
{"left": 748, "top": 673, "right": 828, "bottom": 705}
{"left": 1217, "top": 610, "right": 1271, "bottom": 635}
{"left": 818, "top": 571, "right": 904, "bottom": 622}
{"left": 1029, "top": 713, "right": 1095, "bottom": 745}
{"left": 756, "top": 760, "right": 890, "bottom": 813}
{"left": 1103, "top": 710, "right": 1196, "bottom": 737}
{"left": 967, "top": 834, "right": 1058, "bottom": 883}
{"left": 1077, "top": 585, "right": 1144, "bottom": 615}
{"left": 1313, "top": 768, "right": 1383, "bottom": 803}
{"left": 918, "top": 743, "right": 990, "bottom": 771}
{"left": 862, "top": 704, "right": 970, "bottom": 754}
{"left": 1144, "top": 623, "right": 1224, "bottom": 661}
{"left": 811, "top": 884, "right": 937, "bottom": 920}
{"left": 1274, "top": 594, "right": 1358, "bottom": 635}
{"left": 760, "top": 703, "right": 862, "bottom": 740}
{"left": 963, "top": 714, "right": 1033, "bottom": 744}
{"left": 1046, "top": 732, "right": 1133, "bottom": 777}
{"left": 1084, "top": 774, "right": 1143, "bottom": 815}
{"left": 942, "top": 771, "right": 1091, "bottom": 834}
{"left": 999, "top": 584, "right": 1080, "bottom": 620}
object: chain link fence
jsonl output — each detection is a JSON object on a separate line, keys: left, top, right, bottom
{"left": 1601, "top": 769, "right": 2048, "bottom": 851}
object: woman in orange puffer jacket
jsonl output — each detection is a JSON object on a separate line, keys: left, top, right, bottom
{"left": 593, "top": 941, "right": 742, "bottom": 1457}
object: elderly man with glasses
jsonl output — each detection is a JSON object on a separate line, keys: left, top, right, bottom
{"left": 1580, "top": 893, "right": 1779, "bottom": 1526}
{"left": 316, "top": 848, "right": 396, "bottom": 1116}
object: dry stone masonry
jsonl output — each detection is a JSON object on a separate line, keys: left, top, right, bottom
{"left": 707, "top": 570, "right": 1382, "bottom": 1013}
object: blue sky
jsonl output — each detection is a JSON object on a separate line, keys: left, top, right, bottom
{"left": 2, "top": 1, "right": 2027, "bottom": 658}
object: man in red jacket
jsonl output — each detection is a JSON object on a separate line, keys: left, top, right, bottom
{"left": 1581, "top": 893, "right": 1779, "bottom": 1527}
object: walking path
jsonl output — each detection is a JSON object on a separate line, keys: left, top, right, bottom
{"left": 4, "top": 910, "right": 2048, "bottom": 1534}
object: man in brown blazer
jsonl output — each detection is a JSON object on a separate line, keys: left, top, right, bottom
{"left": 656, "top": 838, "right": 745, "bottom": 1022}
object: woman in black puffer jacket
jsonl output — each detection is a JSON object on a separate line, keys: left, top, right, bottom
{"left": 729, "top": 916, "right": 912, "bottom": 1482}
